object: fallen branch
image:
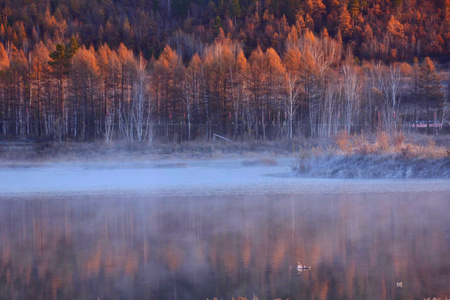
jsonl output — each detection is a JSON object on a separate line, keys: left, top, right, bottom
{"left": 213, "top": 134, "right": 234, "bottom": 144}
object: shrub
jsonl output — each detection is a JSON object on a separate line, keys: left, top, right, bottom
{"left": 393, "top": 132, "right": 405, "bottom": 151}
{"left": 427, "top": 139, "right": 436, "bottom": 150}
{"left": 335, "top": 131, "right": 352, "bottom": 154}
{"left": 353, "top": 133, "right": 371, "bottom": 154}
{"left": 376, "top": 131, "right": 390, "bottom": 152}
{"left": 401, "top": 144, "right": 413, "bottom": 158}
{"left": 294, "top": 147, "right": 312, "bottom": 173}
{"left": 357, "top": 143, "right": 371, "bottom": 155}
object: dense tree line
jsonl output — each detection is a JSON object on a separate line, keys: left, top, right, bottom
{"left": 0, "top": 0, "right": 449, "bottom": 62}
{"left": 0, "top": 31, "right": 446, "bottom": 142}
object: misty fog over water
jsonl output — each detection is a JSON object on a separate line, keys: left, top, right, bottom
{"left": 0, "top": 159, "right": 449, "bottom": 299}
{"left": 1, "top": 159, "right": 450, "bottom": 197}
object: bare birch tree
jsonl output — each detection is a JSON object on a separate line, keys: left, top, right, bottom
{"left": 132, "top": 54, "right": 151, "bottom": 143}
{"left": 372, "top": 62, "right": 402, "bottom": 133}
{"left": 341, "top": 59, "right": 362, "bottom": 134}
{"left": 283, "top": 48, "right": 302, "bottom": 139}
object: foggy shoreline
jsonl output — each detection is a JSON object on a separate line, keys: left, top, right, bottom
{"left": 0, "top": 140, "right": 294, "bottom": 164}
{"left": 295, "top": 154, "right": 450, "bottom": 179}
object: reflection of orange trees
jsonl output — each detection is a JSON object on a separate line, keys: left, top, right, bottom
{"left": 208, "top": 233, "right": 240, "bottom": 277}
{"left": 241, "top": 240, "right": 251, "bottom": 269}
{"left": 315, "top": 282, "right": 329, "bottom": 300}
{"left": 51, "top": 275, "right": 62, "bottom": 299}
{"left": 0, "top": 197, "right": 449, "bottom": 299}
{"left": 161, "top": 243, "right": 184, "bottom": 272}
{"left": 224, "top": 251, "right": 239, "bottom": 277}
{"left": 83, "top": 245, "right": 101, "bottom": 277}
{"left": 1, "top": 241, "right": 11, "bottom": 269}
{"left": 271, "top": 239, "right": 286, "bottom": 270}
{"left": 82, "top": 243, "right": 140, "bottom": 278}
{"left": 208, "top": 242, "right": 218, "bottom": 270}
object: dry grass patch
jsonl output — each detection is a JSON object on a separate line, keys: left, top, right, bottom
{"left": 335, "top": 131, "right": 352, "bottom": 154}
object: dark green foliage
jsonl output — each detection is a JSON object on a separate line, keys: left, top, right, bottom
{"left": 49, "top": 36, "right": 79, "bottom": 76}
{"left": 229, "top": 0, "right": 241, "bottom": 19}
{"left": 418, "top": 58, "right": 444, "bottom": 108}
{"left": 417, "top": 57, "right": 444, "bottom": 133}
{"left": 348, "top": 0, "right": 360, "bottom": 18}
{"left": 392, "top": 0, "right": 402, "bottom": 8}
{"left": 213, "top": 15, "right": 222, "bottom": 36}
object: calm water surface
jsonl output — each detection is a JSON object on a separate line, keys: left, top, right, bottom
{"left": 1, "top": 192, "right": 449, "bottom": 299}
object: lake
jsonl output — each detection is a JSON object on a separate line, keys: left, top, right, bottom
{"left": 0, "top": 159, "right": 449, "bottom": 299}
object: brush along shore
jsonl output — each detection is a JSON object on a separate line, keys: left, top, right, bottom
{"left": 293, "top": 132, "right": 450, "bottom": 179}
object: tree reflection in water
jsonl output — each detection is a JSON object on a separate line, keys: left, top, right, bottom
{"left": 0, "top": 193, "right": 449, "bottom": 299}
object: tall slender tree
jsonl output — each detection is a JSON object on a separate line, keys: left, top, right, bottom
{"left": 418, "top": 57, "right": 444, "bottom": 134}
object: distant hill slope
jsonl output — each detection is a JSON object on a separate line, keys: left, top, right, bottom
{"left": 0, "top": 0, "right": 449, "bottom": 61}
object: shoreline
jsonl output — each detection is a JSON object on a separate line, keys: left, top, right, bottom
{"left": 1, "top": 133, "right": 449, "bottom": 180}
{"left": 294, "top": 154, "right": 450, "bottom": 179}
{"left": 0, "top": 140, "right": 297, "bottom": 164}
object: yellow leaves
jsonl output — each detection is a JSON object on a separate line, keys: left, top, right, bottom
{"left": 321, "top": 28, "right": 329, "bottom": 39}
{"left": 235, "top": 50, "right": 248, "bottom": 75}
{"left": 248, "top": 46, "right": 265, "bottom": 85}
{"left": 155, "top": 45, "right": 181, "bottom": 74}
{"left": 283, "top": 48, "right": 301, "bottom": 74}
{"left": 421, "top": 57, "right": 436, "bottom": 73}
{"left": 286, "top": 26, "right": 300, "bottom": 50}
{"left": 338, "top": 5, "right": 353, "bottom": 37}
{"left": 8, "top": 45, "right": 27, "bottom": 73}
{"left": 386, "top": 15, "right": 404, "bottom": 40}
{"left": 445, "top": 0, "right": 450, "bottom": 23}
{"left": 399, "top": 62, "right": 413, "bottom": 76}
{"left": 72, "top": 46, "right": 100, "bottom": 77}
{"left": 117, "top": 43, "right": 135, "bottom": 66}
{"left": 30, "top": 42, "right": 49, "bottom": 75}
{"left": 301, "top": 48, "right": 317, "bottom": 74}
{"left": 43, "top": 7, "right": 58, "bottom": 31}
{"left": 303, "top": 29, "right": 315, "bottom": 43}
{"left": 313, "top": 0, "right": 326, "bottom": 14}
{"left": 249, "top": 46, "right": 264, "bottom": 69}
{"left": 363, "top": 24, "right": 373, "bottom": 41}
{"left": 97, "top": 43, "right": 112, "bottom": 69}
{"left": 187, "top": 53, "right": 202, "bottom": 74}
{"left": 265, "top": 47, "right": 285, "bottom": 76}
{"left": 0, "top": 43, "right": 9, "bottom": 72}
{"left": 203, "top": 40, "right": 235, "bottom": 86}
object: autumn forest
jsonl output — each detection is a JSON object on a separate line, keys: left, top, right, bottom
{"left": 0, "top": 0, "right": 448, "bottom": 142}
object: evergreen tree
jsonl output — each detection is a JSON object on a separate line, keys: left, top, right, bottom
{"left": 392, "top": 0, "right": 402, "bottom": 8}
{"left": 418, "top": 57, "right": 444, "bottom": 134}
{"left": 347, "top": 0, "right": 360, "bottom": 19}
{"left": 213, "top": 16, "right": 223, "bottom": 37}
{"left": 229, "top": 0, "right": 241, "bottom": 22}
{"left": 49, "top": 36, "right": 79, "bottom": 138}
{"left": 49, "top": 36, "right": 79, "bottom": 77}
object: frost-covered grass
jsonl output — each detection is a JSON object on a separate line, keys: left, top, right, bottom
{"left": 293, "top": 132, "right": 450, "bottom": 179}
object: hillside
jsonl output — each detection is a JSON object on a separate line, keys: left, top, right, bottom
{"left": 1, "top": 0, "right": 449, "bottom": 61}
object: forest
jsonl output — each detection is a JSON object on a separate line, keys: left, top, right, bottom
{"left": 0, "top": 0, "right": 448, "bottom": 142}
